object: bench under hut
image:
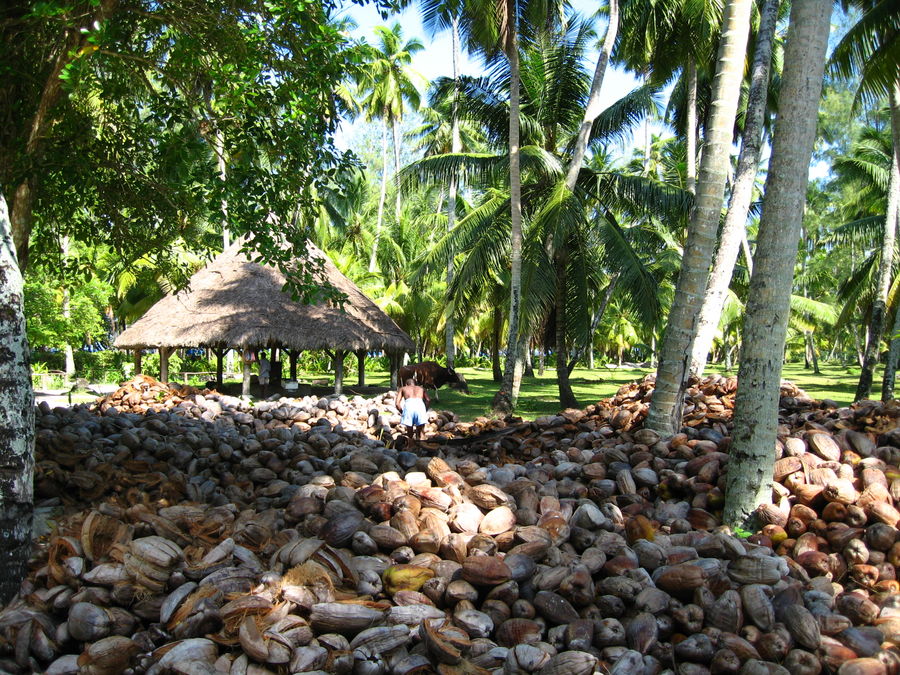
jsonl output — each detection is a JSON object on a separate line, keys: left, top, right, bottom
{"left": 114, "top": 240, "right": 414, "bottom": 396}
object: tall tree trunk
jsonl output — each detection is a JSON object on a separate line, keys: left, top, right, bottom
{"left": 806, "top": 331, "right": 820, "bottom": 374}
{"left": 882, "top": 301, "right": 900, "bottom": 401}
{"left": 494, "top": 33, "right": 525, "bottom": 413}
{"left": 551, "top": 0, "right": 618, "bottom": 396}
{"left": 564, "top": 0, "right": 619, "bottom": 190}
{"left": 741, "top": 230, "right": 754, "bottom": 274}
{"left": 0, "top": 192, "right": 35, "bottom": 603}
{"left": 538, "top": 348, "right": 545, "bottom": 375}
{"left": 689, "top": 0, "right": 780, "bottom": 376}
{"left": 491, "top": 305, "right": 503, "bottom": 382}
{"left": 880, "top": 79, "right": 900, "bottom": 401}
{"left": 524, "top": 340, "right": 534, "bottom": 377}
{"left": 214, "top": 128, "right": 236, "bottom": 377}
{"left": 685, "top": 55, "right": 699, "bottom": 195}
{"left": 858, "top": 79, "right": 900, "bottom": 399}
{"left": 369, "top": 119, "right": 390, "bottom": 273}
{"left": 60, "top": 235, "right": 76, "bottom": 379}
{"left": 646, "top": 0, "right": 754, "bottom": 435}
{"left": 555, "top": 249, "right": 578, "bottom": 408}
{"left": 643, "top": 71, "right": 652, "bottom": 174}
{"left": 568, "top": 272, "right": 618, "bottom": 374}
{"left": 446, "top": 16, "right": 462, "bottom": 370}
{"left": 392, "top": 118, "right": 402, "bottom": 225}
{"left": 723, "top": 0, "right": 832, "bottom": 528}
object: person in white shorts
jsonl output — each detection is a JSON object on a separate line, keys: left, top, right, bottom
{"left": 395, "top": 378, "right": 430, "bottom": 447}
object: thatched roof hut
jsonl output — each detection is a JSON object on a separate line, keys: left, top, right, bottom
{"left": 114, "top": 240, "right": 413, "bottom": 392}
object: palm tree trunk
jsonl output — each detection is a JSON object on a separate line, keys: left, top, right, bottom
{"left": 392, "top": 117, "right": 402, "bottom": 225}
{"left": 646, "top": 0, "right": 754, "bottom": 435}
{"left": 806, "top": 331, "right": 820, "bottom": 374}
{"left": 643, "top": 71, "right": 652, "bottom": 174}
{"left": 369, "top": 119, "right": 390, "bottom": 273}
{"left": 538, "top": 348, "right": 545, "bottom": 375}
{"left": 60, "top": 236, "right": 75, "bottom": 379}
{"left": 880, "top": 79, "right": 900, "bottom": 401}
{"left": 0, "top": 191, "right": 35, "bottom": 604}
{"left": 492, "top": 305, "right": 503, "bottom": 382}
{"left": 446, "top": 16, "right": 462, "bottom": 369}
{"left": 741, "top": 230, "right": 754, "bottom": 274}
{"left": 882, "top": 300, "right": 900, "bottom": 401}
{"left": 688, "top": 0, "right": 779, "bottom": 376}
{"left": 524, "top": 340, "right": 535, "bottom": 377}
{"left": 723, "top": 0, "right": 832, "bottom": 529}
{"left": 858, "top": 80, "right": 900, "bottom": 400}
{"left": 685, "top": 55, "right": 699, "bottom": 195}
{"left": 565, "top": 0, "right": 619, "bottom": 190}
{"left": 495, "top": 32, "right": 525, "bottom": 413}
{"left": 555, "top": 248, "right": 578, "bottom": 408}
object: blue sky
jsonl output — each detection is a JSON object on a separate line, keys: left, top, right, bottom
{"left": 333, "top": 0, "right": 652, "bottom": 153}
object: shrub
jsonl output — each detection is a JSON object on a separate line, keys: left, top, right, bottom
{"left": 74, "top": 350, "right": 132, "bottom": 384}
{"left": 142, "top": 351, "right": 184, "bottom": 381}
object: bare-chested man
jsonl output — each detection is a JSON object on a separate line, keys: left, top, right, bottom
{"left": 395, "top": 378, "right": 430, "bottom": 446}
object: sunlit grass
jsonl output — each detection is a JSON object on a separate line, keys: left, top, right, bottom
{"left": 221, "top": 360, "right": 878, "bottom": 422}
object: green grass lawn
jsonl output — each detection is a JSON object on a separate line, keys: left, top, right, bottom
{"left": 207, "top": 360, "right": 877, "bottom": 422}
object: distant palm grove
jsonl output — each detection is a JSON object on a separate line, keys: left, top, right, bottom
{"left": 1, "top": 0, "right": 898, "bottom": 529}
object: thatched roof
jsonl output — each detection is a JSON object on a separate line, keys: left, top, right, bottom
{"left": 114, "top": 240, "right": 414, "bottom": 353}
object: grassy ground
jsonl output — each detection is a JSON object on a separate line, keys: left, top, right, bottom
{"left": 187, "top": 360, "right": 880, "bottom": 422}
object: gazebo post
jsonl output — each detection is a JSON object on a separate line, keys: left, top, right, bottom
{"left": 242, "top": 351, "right": 252, "bottom": 398}
{"left": 334, "top": 350, "right": 345, "bottom": 395}
{"left": 289, "top": 350, "right": 298, "bottom": 381}
{"left": 134, "top": 349, "right": 142, "bottom": 375}
{"left": 356, "top": 349, "right": 366, "bottom": 386}
{"left": 159, "top": 347, "right": 172, "bottom": 383}
{"left": 213, "top": 347, "right": 225, "bottom": 388}
{"left": 390, "top": 351, "right": 399, "bottom": 389}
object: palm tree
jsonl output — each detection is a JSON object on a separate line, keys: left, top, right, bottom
{"left": 724, "top": 0, "right": 833, "bottom": 529}
{"left": 419, "top": 0, "right": 464, "bottom": 368}
{"left": 449, "top": 0, "right": 576, "bottom": 413}
{"left": 463, "top": 0, "right": 526, "bottom": 413}
{"left": 357, "top": 23, "right": 425, "bottom": 273}
{"left": 688, "top": 0, "right": 782, "bottom": 375}
{"left": 645, "top": 0, "right": 755, "bottom": 435}
{"left": 612, "top": 0, "right": 723, "bottom": 195}
{"left": 829, "top": 0, "right": 900, "bottom": 401}
{"left": 826, "top": 123, "right": 898, "bottom": 393}
{"left": 409, "top": 79, "right": 487, "bottom": 365}
{"left": 405, "top": 22, "right": 688, "bottom": 408}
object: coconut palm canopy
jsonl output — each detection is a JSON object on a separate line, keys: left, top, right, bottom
{"left": 114, "top": 240, "right": 414, "bottom": 353}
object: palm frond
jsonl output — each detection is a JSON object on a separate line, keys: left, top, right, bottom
{"left": 828, "top": 0, "right": 900, "bottom": 111}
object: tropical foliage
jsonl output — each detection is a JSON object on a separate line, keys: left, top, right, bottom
{"left": 6, "top": 0, "right": 899, "bottom": 413}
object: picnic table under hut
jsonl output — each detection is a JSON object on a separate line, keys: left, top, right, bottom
{"left": 114, "top": 240, "right": 414, "bottom": 396}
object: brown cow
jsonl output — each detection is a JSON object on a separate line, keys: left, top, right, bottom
{"left": 398, "top": 361, "right": 469, "bottom": 400}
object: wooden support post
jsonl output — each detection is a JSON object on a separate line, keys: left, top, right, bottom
{"left": 334, "top": 350, "right": 345, "bottom": 395}
{"left": 134, "top": 349, "right": 142, "bottom": 375}
{"left": 271, "top": 346, "right": 280, "bottom": 386}
{"left": 289, "top": 350, "right": 298, "bottom": 380}
{"left": 356, "top": 349, "right": 366, "bottom": 386}
{"left": 159, "top": 347, "right": 172, "bottom": 383}
{"left": 242, "top": 353, "right": 252, "bottom": 398}
{"left": 214, "top": 348, "right": 225, "bottom": 388}
{"left": 390, "top": 351, "right": 400, "bottom": 389}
